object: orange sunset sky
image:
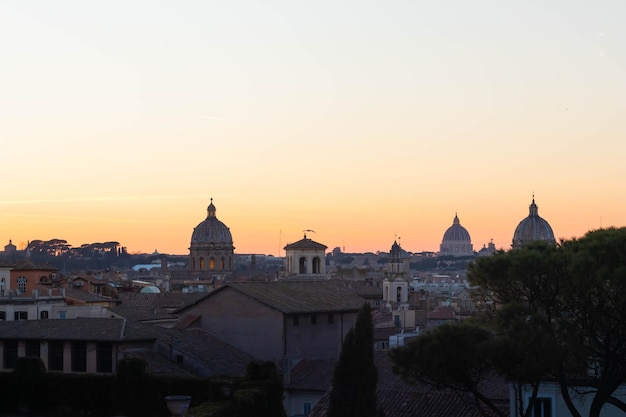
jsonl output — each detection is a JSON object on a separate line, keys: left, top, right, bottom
{"left": 2, "top": 1, "right": 625, "bottom": 256}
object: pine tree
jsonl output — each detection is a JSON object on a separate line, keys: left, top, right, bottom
{"left": 328, "top": 302, "right": 382, "bottom": 417}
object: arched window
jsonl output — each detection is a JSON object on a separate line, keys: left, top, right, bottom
{"left": 191, "top": 258, "right": 196, "bottom": 270}
{"left": 199, "top": 257, "right": 205, "bottom": 269}
{"left": 299, "top": 257, "right": 307, "bottom": 274}
{"left": 312, "top": 257, "right": 321, "bottom": 274}
{"left": 219, "top": 257, "right": 225, "bottom": 270}
{"left": 396, "top": 286, "right": 402, "bottom": 302}
{"left": 17, "top": 276, "right": 27, "bottom": 294}
{"left": 209, "top": 257, "right": 215, "bottom": 269}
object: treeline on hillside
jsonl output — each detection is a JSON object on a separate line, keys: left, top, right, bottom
{"left": 0, "top": 249, "right": 188, "bottom": 272}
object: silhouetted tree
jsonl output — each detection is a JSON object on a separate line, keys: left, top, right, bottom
{"left": 328, "top": 302, "right": 382, "bottom": 417}
{"left": 392, "top": 229, "right": 626, "bottom": 417}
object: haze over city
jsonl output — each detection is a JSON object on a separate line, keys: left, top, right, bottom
{"left": 2, "top": 1, "right": 625, "bottom": 256}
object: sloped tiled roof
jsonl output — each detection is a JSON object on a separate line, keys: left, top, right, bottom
{"left": 123, "top": 349, "right": 200, "bottom": 378}
{"left": 284, "top": 236, "right": 328, "bottom": 250}
{"left": 310, "top": 388, "right": 508, "bottom": 417}
{"left": 286, "top": 359, "right": 335, "bottom": 392}
{"left": 161, "top": 328, "right": 255, "bottom": 378}
{"left": 181, "top": 280, "right": 365, "bottom": 314}
{"left": 306, "top": 351, "right": 509, "bottom": 417}
{"left": 65, "top": 287, "right": 118, "bottom": 304}
{"left": 117, "top": 292, "right": 207, "bottom": 308}
{"left": 12, "top": 259, "right": 57, "bottom": 271}
{"left": 123, "top": 327, "right": 256, "bottom": 379}
{"left": 107, "top": 305, "right": 177, "bottom": 322}
{"left": 0, "top": 318, "right": 161, "bottom": 342}
{"left": 428, "top": 306, "right": 456, "bottom": 320}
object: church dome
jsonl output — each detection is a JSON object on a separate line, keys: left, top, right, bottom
{"left": 190, "top": 199, "right": 233, "bottom": 245}
{"left": 442, "top": 214, "right": 471, "bottom": 243}
{"left": 390, "top": 240, "right": 402, "bottom": 256}
{"left": 440, "top": 214, "right": 474, "bottom": 256}
{"left": 512, "top": 197, "right": 555, "bottom": 248}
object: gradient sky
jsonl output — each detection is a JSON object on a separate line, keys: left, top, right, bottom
{"left": 2, "top": 1, "right": 625, "bottom": 256}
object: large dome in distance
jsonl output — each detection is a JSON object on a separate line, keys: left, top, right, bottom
{"left": 189, "top": 198, "right": 235, "bottom": 274}
{"left": 191, "top": 199, "right": 233, "bottom": 244}
{"left": 439, "top": 214, "right": 474, "bottom": 257}
{"left": 512, "top": 196, "right": 555, "bottom": 248}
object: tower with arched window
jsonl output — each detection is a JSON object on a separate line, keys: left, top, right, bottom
{"left": 283, "top": 233, "right": 327, "bottom": 277}
{"left": 382, "top": 240, "right": 410, "bottom": 304}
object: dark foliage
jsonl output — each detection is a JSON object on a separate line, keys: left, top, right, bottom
{"left": 392, "top": 228, "right": 626, "bottom": 417}
{"left": 328, "top": 302, "right": 382, "bottom": 417}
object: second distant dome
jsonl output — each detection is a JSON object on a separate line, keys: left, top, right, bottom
{"left": 439, "top": 214, "right": 474, "bottom": 257}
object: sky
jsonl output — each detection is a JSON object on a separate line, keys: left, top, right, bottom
{"left": 1, "top": 1, "right": 625, "bottom": 256}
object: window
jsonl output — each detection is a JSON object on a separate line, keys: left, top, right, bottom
{"left": 4, "top": 340, "right": 18, "bottom": 369}
{"left": 48, "top": 341, "right": 64, "bottom": 371}
{"left": 17, "top": 276, "right": 27, "bottom": 294}
{"left": 209, "top": 257, "right": 215, "bottom": 269}
{"left": 303, "top": 402, "right": 312, "bottom": 415}
{"left": 0, "top": 311, "right": 5, "bottom": 321}
{"left": 312, "top": 257, "right": 321, "bottom": 273}
{"left": 25, "top": 340, "right": 40, "bottom": 358}
{"left": 71, "top": 341, "right": 87, "bottom": 372}
{"left": 40, "top": 310, "right": 49, "bottom": 319}
{"left": 58, "top": 311, "right": 66, "bottom": 319}
{"left": 311, "top": 314, "right": 317, "bottom": 325}
{"left": 96, "top": 342, "right": 113, "bottom": 373}
{"left": 299, "top": 257, "right": 307, "bottom": 274}
{"left": 328, "top": 314, "right": 334, "bottom": 324}
{"left": 293, "top": 315, "right": 299, "bottom": 326}
{"left": 531, "top": 397, "right": 552, "bottom": 417}
{"left": 14, "top": 311, "right": 27, "bottom": 320}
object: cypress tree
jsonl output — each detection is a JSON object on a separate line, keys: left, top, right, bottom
{"left": 328, "top": 302, "right": 381, "bottom": 417}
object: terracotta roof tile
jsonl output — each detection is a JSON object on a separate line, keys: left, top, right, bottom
{"left": 283, "top": 237, "right": 328, "bottom": 251}
{"left": 227, "top": 281, "right": 365, "bottom": 314}
{"left": 286, "top": 359, "right": 335, "bottom": 391}
{"left": 307, "top": 352, "right": 509, "bottom": 417}
{"left": 178, "top": 280, "right": 366, "bottom": 315}
{"left": 158, "top": 328, "right": 256, "bottom": 378}
{"left": 0, "top": 318, "right": 161, "bottom": 342}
